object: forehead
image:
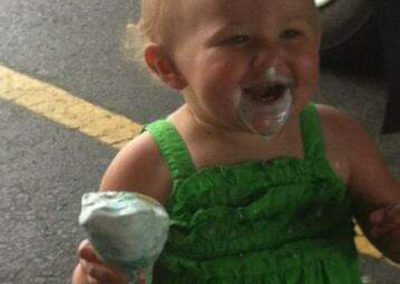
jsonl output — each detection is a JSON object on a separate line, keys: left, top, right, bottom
{"left": 180, "top": 0, "right": 317, "bottom": 22}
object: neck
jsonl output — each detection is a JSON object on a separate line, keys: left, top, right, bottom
{"left": 169, "top": 104, "right": 301, "bottom": 150}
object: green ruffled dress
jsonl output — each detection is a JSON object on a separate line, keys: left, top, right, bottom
{"left": 144, "top": 103, "right": 362, "bottom": 283}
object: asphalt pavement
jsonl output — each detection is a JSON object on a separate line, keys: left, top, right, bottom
{"left": 0, "top": 0, "right": 400, "bottom": 283}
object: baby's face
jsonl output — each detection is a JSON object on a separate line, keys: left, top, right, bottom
{"left": 167, "top": 0, "right": 321, "bottom": 132}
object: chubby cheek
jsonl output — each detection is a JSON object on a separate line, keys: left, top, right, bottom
{"left": 202, "top": 57, "right": 249, "bottom": 121}
{"left": 205, "top": 53, "right": 243, "bottom": 86}
{"left": 196, "top": 54, "right": 243, "bottom": 98}
{"left": 293, "top": 51, "right": 320, "bottom": 102}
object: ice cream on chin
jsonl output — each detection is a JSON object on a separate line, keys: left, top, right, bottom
{"left": 235, "top": 66, "right": 294, "bottom": 139}
{"left": 79, "top": 191, "right": 170, "bottom": 283}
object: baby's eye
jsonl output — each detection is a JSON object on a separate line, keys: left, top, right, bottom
{"left": 223, "top": 35, "right": 250, "bottom": 45}
{"left": 280, "top": 29, "right": 302, "bottom": 40}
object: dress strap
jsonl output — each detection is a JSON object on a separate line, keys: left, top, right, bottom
{"left": 142, "top": 120, "right": 196, "bottom": 185}
{"left": 300, "top": 102, "right": 327, "bottom": 161}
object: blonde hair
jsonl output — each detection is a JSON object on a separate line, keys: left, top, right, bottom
{"left": 124, "top": 0, "right": 176, "bottom": 68}
{"left": 124, "top": 0, "right": 321, "bottom": 68}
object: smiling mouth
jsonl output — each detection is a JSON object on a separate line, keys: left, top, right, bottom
{"left": 242, "top": 83, "right": 290, "bottom": 105}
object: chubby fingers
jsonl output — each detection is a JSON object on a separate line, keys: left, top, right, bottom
{"left": 79, "top": 259, "right": 130, "bottom": 284}
{"left": 76, "top": 239, "right": 147, "bottom": 284}
{"left": 77, "top": 239, "right": 136, "bottom": 284}
{"left": 77, "top": 239, "right": 102, "bottom": 264}
{"left": 370, "top": 203, "right": 400, "bottom": 239}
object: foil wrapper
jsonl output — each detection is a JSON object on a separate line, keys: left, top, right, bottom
{"left": 79, "top": 191, "right": 170, "bottom": 283}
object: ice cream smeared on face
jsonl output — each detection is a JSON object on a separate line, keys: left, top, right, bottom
{"left": 235, "top": 67, "right": 294, "bottom": 139}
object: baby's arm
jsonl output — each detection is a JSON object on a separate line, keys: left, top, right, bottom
{"left": 99, "top": 131, "right": 172, "bottom": 200}
{"left": 332, "top": 107, "right": 400, "bottom": 263}
{"left": 72, "top": 132, "right": 172, "bottom": 283}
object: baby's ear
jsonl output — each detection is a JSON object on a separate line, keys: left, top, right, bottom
{"left": 144, "top": 43, "right": 187, "bottom": 90}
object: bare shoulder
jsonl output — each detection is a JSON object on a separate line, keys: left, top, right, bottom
{"left": 314, "top": 103, "right": 367, "bottom": 141}
{"left": 99, "top": 132, "right": 172, "bottom": 205}
{"left": 312, "top": 103, "right": 354, "bottom": 184}
{"left": 314, "top": 103, "right": 400, "bottom": 204}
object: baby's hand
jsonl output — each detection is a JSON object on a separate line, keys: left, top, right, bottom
{"left": 77, "top": 239, "right": 144, "bottom": 284}
{"left": 369, "top": 203, "right": 400, "bottom": 262}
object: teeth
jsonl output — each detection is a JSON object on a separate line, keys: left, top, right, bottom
{"left": 243, "top": 84, "right": 288, "bottom": 104}
{"left": 265, "top": 85, "right": 286, "bottom": 102}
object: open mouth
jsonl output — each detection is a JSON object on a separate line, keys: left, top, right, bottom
{"left": 242, "top": 83, "right": 290, "bottom": 105}
{"left": 236, "top": 80, "right": 293, "bottom": 138}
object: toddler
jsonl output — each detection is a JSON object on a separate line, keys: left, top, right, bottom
{"left": 72, "top": 0, "right": 400, "bottom": 283}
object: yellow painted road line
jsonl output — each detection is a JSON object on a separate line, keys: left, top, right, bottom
{"left": 0, "top": 65, "right": 388, "bottom": 261}
{"left": 0, "top": 65, "right": 142, "bottom": 149}
{"left": 355, "top": 225, "right": 383, "bottom": 260}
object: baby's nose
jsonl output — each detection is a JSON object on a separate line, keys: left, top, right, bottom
{"left": 251, "top": 45, "right": 285, "bottom": 71}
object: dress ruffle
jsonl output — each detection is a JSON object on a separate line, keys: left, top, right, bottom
{"left": 156, "top": 242, "right": 360, "bottom": 283}
{"left": 145, "top": 103, "right": 362, "bottom": 283}
{"left": 155, "top": 159, "right": 360, "bottom": 283}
